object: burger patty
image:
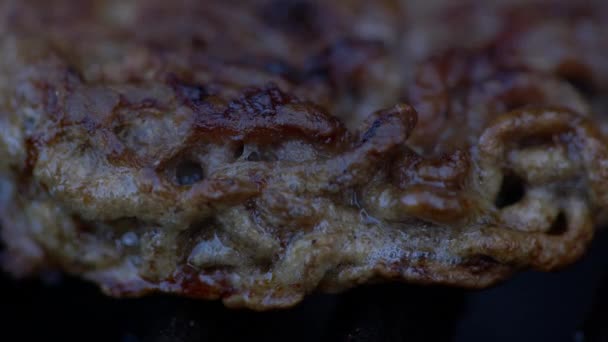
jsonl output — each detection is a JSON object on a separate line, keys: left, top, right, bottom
{"left": 1, "top": 0, "right": 607, "bottom": 309}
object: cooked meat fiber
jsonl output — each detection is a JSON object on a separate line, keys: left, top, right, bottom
{"left": 1, "top": 0, "right": 608, "bottom": 309}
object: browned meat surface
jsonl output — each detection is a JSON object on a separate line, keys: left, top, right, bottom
{"left": 1, "top": 0, "right": 608, "bottom": 309}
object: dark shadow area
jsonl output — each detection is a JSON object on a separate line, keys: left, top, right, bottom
{"left": 454, "top": 228, "right": 608, "bottom": 342}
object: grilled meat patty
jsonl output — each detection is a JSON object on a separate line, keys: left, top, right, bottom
{"left": 1, "top": 0, "right": 607, "bottom": 309}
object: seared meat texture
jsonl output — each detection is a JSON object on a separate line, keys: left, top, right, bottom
{"left": 1, "top": 0, "right": 608, "bottom": 309}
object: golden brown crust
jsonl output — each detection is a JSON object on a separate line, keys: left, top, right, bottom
{"left": 1, "top": 0, "right": 608, "bottom": 309}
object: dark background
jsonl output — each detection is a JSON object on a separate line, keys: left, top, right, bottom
{"left": 1, "top": 229, "right": 607, "bottom": 342}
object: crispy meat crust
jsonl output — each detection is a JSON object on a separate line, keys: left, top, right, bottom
{"left": 1, "top": 0, "right": 608, "bottom": 309}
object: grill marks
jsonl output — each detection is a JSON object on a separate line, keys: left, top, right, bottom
{"left": 169, "top": 80, "right": 347, "bottom": 146}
